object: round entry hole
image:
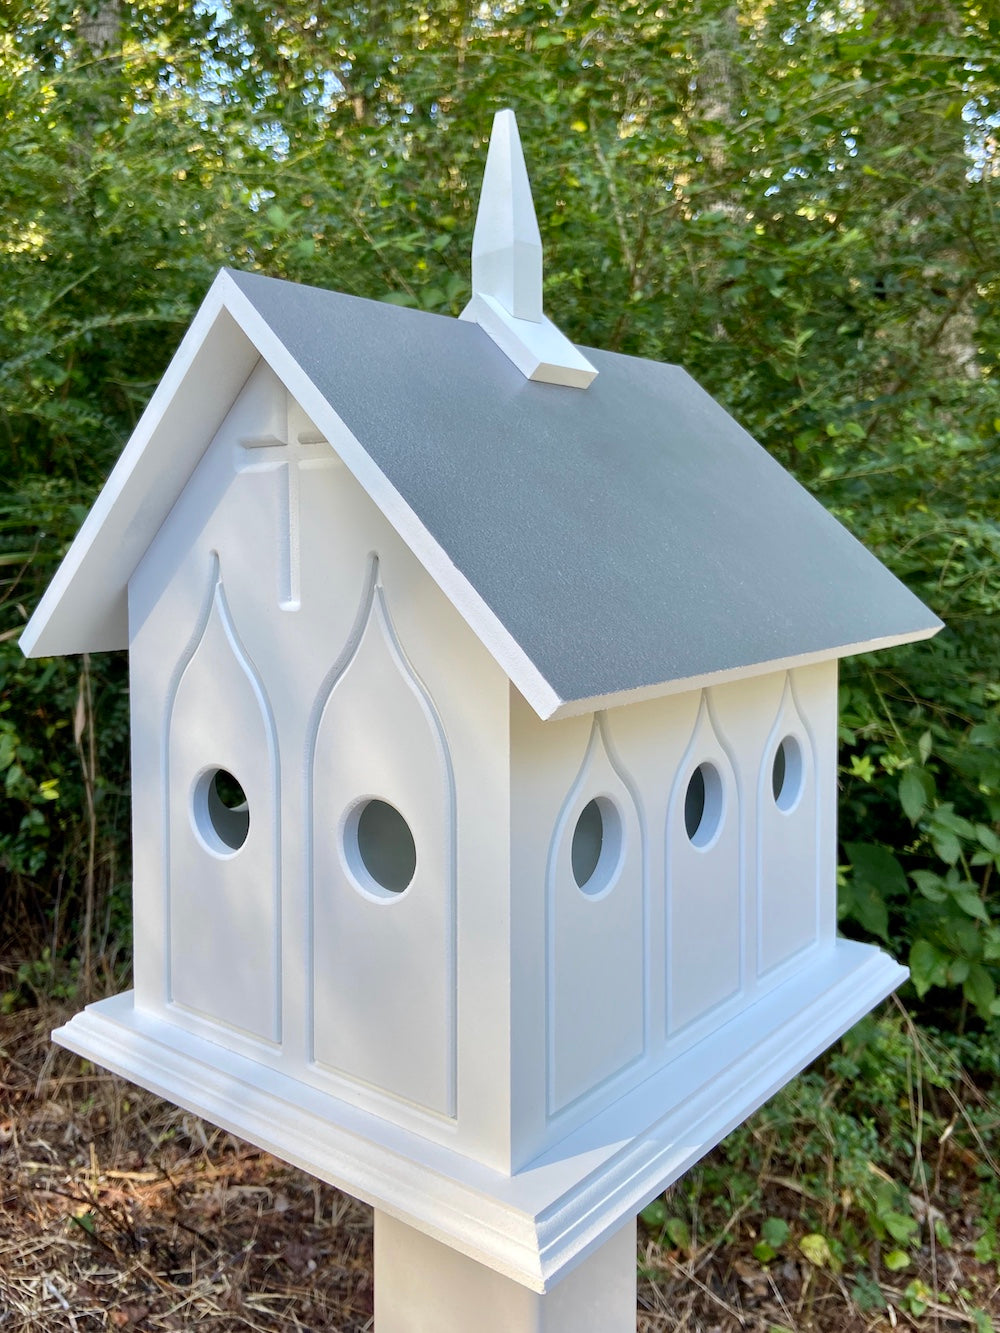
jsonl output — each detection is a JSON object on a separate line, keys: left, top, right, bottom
{"left": 195, "top": 768, "right": 250, "bottom": 853}
{"left": 772, "top": 736, "right": 803, "bottom": 811}
{"left": 352, "top": 799, "right": 416, "bottom": 896}
{"left": 684, "top": 763, "right": 723, "bottom": 847}
{"left": 571, "top": 797, "right": 622, "bottom": 895}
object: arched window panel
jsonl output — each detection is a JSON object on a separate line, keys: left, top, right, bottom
{"left": 310, "top": 561, "right": 456, "bottom": 1118}
{"left": 166, "top": 558, "right": 280, "bottom": 1043}
{"left": 756, "top": 674, "right": 819, "bottom": 976}
{"left": 666, "top": 694, "right": 741, "bottom": 1035}
{"left": 546, "top": 715, "right": 643, "bottom": 1117}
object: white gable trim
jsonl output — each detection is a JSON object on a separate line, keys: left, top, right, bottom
{"left": 216, "top": 274, "right": 564, "bottom": 720}
{"left": 19, "top": 275, "right": 260, "bottom": 659}
{"left": 20, "top": 272, "right": 564, "bottom": 720}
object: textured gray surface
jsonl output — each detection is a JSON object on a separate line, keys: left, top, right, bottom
{"left": 229, "top": 268, "right": 941, "bottom": 705}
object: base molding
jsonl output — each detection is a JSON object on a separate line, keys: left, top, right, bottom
{"left": 54, "top": 939, "right": 904, "bottom": 1292}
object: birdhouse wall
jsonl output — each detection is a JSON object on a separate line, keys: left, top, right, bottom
{"left": 508, "top": 661, "right": 837, "bottom": 1169}
{"left": 126, "top": 359, "right": 516, "bottom": 1170}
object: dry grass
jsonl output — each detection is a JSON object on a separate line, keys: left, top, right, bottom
{"left": 637, "top": 1231, "right": 997, "bottom": 1332}
{"left": 1, "top": 1004, "right": 373, "bottom": 1331}
{"left": 1, "top": 1001, "right": 997, "bottom": 1331}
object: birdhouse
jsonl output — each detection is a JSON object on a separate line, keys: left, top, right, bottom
{"left": 22, "top": 111, "right": 941, "bottom": 1332}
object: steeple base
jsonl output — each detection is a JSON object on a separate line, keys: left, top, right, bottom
{"left": 460, "top": 293, "right": 598, "bottom": 389}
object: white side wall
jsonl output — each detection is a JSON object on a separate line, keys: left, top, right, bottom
{"left": 128, "top": 358, "right": 514, "bottom": 1168}
{"left": 509, "top": 660, "right": 837, "bottom": 1168}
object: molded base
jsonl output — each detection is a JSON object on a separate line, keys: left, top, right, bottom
{"left": 53, "top": 940, "right": 904, "bottom": 1292}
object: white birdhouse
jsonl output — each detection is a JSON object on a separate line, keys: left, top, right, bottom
{"left": 22, "top": 110, "right": 941, "bottom": 1331}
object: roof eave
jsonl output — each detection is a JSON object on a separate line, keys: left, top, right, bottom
{"left": 540, "top": 620, "right": 944, "bottom": 721}
{"left": 19, "top": 267, "right": 944, "bottom": 729}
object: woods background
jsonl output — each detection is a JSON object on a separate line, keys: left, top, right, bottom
{"left": 1, "top": 1, "right": 998, "bottom": 1326}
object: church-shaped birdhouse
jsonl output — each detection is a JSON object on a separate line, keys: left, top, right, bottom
{"left": 23, "top": 112, "right": 941, "bottom": 1330}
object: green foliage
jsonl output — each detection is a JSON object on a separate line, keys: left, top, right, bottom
{"left": 752, "top": 1216, "right": 789, "bottom": 1263}
{"left": 0, "top": 2, "right": 997, "bottom": 1035}
{"left": 661, "top": 1013, "right": 999, "bottom": 1322}
{"left": 638, "top": 1197, "right": 696, "bottom": 1256}
{"left": 839, "top": 668, "right": 1000, "bottom": 1025}
{"left": 1, "top": 947, "right": 78, "bottom": 1012}
{"left": 2, "top": 18, "right": 997, "bottom": 1323}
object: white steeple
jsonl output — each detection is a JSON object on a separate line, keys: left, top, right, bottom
{"left": 470, "top": 108, "right": 544, "bottom": 323}
{"left": 461, "top": 109, "right": 598, "bottom": 390}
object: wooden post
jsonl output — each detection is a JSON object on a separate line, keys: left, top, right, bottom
{"left": 373, "top": 1211, "right": 637, "bottom": 1333}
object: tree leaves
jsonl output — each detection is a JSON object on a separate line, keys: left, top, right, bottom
{"left": 899, "top": 767, "right": 931, "bottom": 823}
{"left": 842, "top": 844, "right": 909, "bottom": 944}
{"left": 1, "top": 1, "right": 997, "bottom": 1035}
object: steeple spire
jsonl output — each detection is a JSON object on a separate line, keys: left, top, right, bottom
{"left": 461, "top": 110, "right": 598, "bottom": 390}
{"left": 470, "top": 109, "right": 544, "bottom": 323}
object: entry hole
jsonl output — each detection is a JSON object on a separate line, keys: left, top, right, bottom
{"left": 772, "top": 736, "right": 803, "bottom": 811}
{"left": 684, "top": 762, "right": 724, "bottom": 847}
{"left": 353, "top": 799, "right": 416, "bottom": 895}
{"left": 571, "top": 797, "right": 622, "bottom": 895}
{"left": 196, "top": 768, "right": 250, "bottom": 853}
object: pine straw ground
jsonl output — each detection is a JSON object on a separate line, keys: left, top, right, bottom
{"left": 1, "top": 1001, "right": 997, "bottom": 1332}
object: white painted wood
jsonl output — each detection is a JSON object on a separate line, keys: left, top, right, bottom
{"left": 600, "top": 690, "right": 701, "bottom": 1056}
{"left": 18, "top": 271, "right": 566, "bottom": 719}
{"left": 52, "top": 938, "right": 906, "bottom": 1293}
{"left": 217, "top": 274, "right": 565, "bottom": 724}
{"left": 470, "top": 108, "right": 544, "bottom": 324}
{"left": 666, "top": 693, "right": 742, "bottom": 1034}
{"left": 508, "top": 697, "right": 589, "bottom": 1168}
{"left": 461, "top": 108, "right": 598, "bottom": 389}
{"left": 702, "top": 671, "right": 787, "bottom": 1005}
{"left": 507, "top": 669, "right": 854, "bottom": 1169}
{"left": 166, "top": 563, "right": 280, "bottom": 1042}
{"left": 128, "top": 358, "right": 298, "bottom": 1033}
{"left": 310, "top": 561, "right": 456, "bottom": 1117}
{"left": 236, "top": 367, "right": 335, "bottom": 612}
{"left": 794, "top": 660, "right": 841, "bottom": 945}
{"left": 126, "top": 362, "right": 515, "bottom": 1164}
{"left": 461, "top": 292, "right": 599, "bottom": 389}
{"left": 756, "top": 674, "right": 820, "bottom": 976}
{"left": 546, "top": 715, "right": 644, "bottom": 1116}
{"left": 508, "top": 697, "right": 660, "bottom": 1168}
{"left": 234, "top": 354, "right": 288, "bottom": 445}
{"left": 118, "top": 386, "right": 891, "bottom": 1209}
{"left": 374, "top": 1211, "right": 637, "bottom": 1333}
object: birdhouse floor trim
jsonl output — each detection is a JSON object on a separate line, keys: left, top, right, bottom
{"left": 53, "top": 939, "right": 904, "bottom": 1292}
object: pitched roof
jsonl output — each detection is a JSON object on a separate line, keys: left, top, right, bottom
{"left": 21, "top": 267, "right": 940, "bottom": 719}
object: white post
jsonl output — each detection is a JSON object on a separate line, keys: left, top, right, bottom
{"left": 373, "top": 1211, "right": 638, "bottom": 1333}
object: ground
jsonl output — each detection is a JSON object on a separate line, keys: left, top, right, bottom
{"left": 1, "top": 1002, "right": 996, "bottom": 1332}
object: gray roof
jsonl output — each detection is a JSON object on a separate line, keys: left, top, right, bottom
{"left": 227, "top": 268, "right": 940, "bottom": 708}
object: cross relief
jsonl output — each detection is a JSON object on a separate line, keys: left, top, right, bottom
{"left": 237, "top": 414, "right": 337, "bottom": 611}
